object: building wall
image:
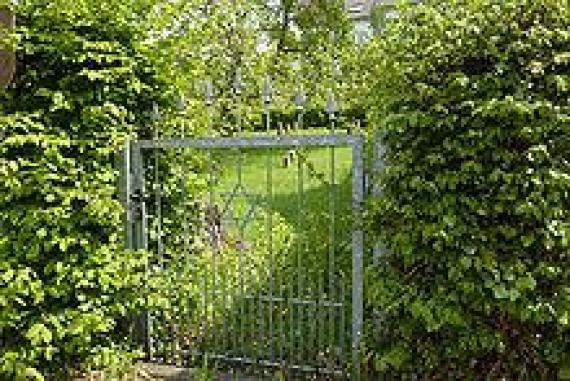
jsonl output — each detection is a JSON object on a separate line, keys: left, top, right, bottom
{"left": 346, "top": 0, "right": 399, "bottom": 20}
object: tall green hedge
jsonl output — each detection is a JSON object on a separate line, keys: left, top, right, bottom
{"left": 0, "top": 1, "right": 170, "bottom": 378}
{"left": 367, "top": 0, "right": 569, "bottom": 378}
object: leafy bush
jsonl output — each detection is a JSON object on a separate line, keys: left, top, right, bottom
{"left": 367, "top": 0, "right": 569, "bottom": 378}
{"left": 0, "top": 0, "right": 171, "bottom": 378}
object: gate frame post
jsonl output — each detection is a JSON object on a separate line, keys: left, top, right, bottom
{"left": 351, "top": 136, "right": 365, "bottom": 381}
{"left": 123, "top": 139, "right": 133, "bottom": 251}
{"left": 127, "top": 141, "right": 151, "bottom": 359}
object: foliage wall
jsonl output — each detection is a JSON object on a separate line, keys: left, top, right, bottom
{"left": 367, "top": 0, "right": 569, "bottom": 378}
{"left": 0, "top": 0, "right": 370, "bottom": 378}
{"left": 0, "top": 0, "right": 174, "bottom": 378}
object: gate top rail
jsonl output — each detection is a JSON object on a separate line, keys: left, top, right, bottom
{"left": 133, "top": 134, "right": 363, "bottom": 150}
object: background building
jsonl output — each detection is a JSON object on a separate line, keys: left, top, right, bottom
{"left": 346, "top": 0, "right": 403, "bottom": 41}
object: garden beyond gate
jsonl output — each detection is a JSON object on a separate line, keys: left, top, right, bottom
{"left": 124, "top": 131, "right": 365, "bottom": 379}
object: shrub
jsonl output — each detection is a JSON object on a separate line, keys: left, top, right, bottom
{"left": 367, "top": 0, "right": 569, "bottom": 378}
{"left": 0, "top": 0, "right": 171, "bottom": 378}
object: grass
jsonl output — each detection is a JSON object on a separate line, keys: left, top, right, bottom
{"left": 213, "top": 146, "right": 352, "bottom": 216}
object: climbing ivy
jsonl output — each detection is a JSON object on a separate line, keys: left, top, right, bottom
{"left": 367, "top": 0, "right": 569, "bottom": 378}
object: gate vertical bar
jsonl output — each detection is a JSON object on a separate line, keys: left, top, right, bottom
{"left": 264, "top": 76, "right": 275, "bottom": 364}
{"left": 124, "top": 139, "right": 133, "bottom": 251}
{"left": 326, "top": 90, "right": 338, "bottom": 373}
{"left": 328, "top": 30, "right": 341, "bottom": 373}
{"left": 123, "top": 138, "right": 138, "bottom": 348}
{"left": 153, "top": 127, "right": 165, "bottom": 360}
{"left": 295, "top": 112, "right": 305, "bottom": 367}
{"left": 205, "top": 80, "right": 216, "bottom": 361}
{"left": 131, "top": 141, "right": 151, "bottom": 359}
{"left": 293, "top": 87, "right": 305, "bottom": 370}
{"left": 351, "top": 136, "right": 364, "bottom": 381}
{"left": 233, "top": 69, "right": 244, "bottom": 360}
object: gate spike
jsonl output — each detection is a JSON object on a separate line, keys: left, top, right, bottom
{"left": 329, "top": 30, "right": 337, "bottom": 44}
{"left": 151, "top": 102, "right": 160, "bottom": 122}
{"left": 333, "top": 58, "right": 341, "bottom": 76}
{"left": 326, "top": 90, "right": 338, "bottom": 117}
{"left": 295, "top": 88, "right": 306, "bottom": 110}
{"left": 205, "top": 80, "right": 214, "bottom": 106}
{"left": 233, "top": 69, "right": 243, "bottom": 95}
{"left": 262, "top": 76, "right": 272, "bottom": 105}
{"left": 176, "top": 93, "right": 186, "bottom": 112}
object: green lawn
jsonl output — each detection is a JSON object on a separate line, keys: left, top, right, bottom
{"left": 213, "top": 146, "right": 352, "bottom": 214}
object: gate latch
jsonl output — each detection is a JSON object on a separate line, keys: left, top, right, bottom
{"left": 130, "top": 189, "right": 146, "bottom": 216}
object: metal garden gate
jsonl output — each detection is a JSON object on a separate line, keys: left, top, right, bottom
{"left": 124, "top": 131, "right": 364, "bottom": 379}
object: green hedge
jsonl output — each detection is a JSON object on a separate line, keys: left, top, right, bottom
{"left": 367, "top": 0, "right": 569, "bottom": 378}
{"left": 0, "top": 1, "right": 170, "bottom": 378}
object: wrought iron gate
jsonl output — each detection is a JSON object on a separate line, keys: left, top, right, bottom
{"left": 125, "top": 134, "right": 364, "bottom": 379}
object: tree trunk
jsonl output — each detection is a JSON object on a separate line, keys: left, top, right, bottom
{"left": 0, "top": 7, "right": 15, "bottom": 89}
